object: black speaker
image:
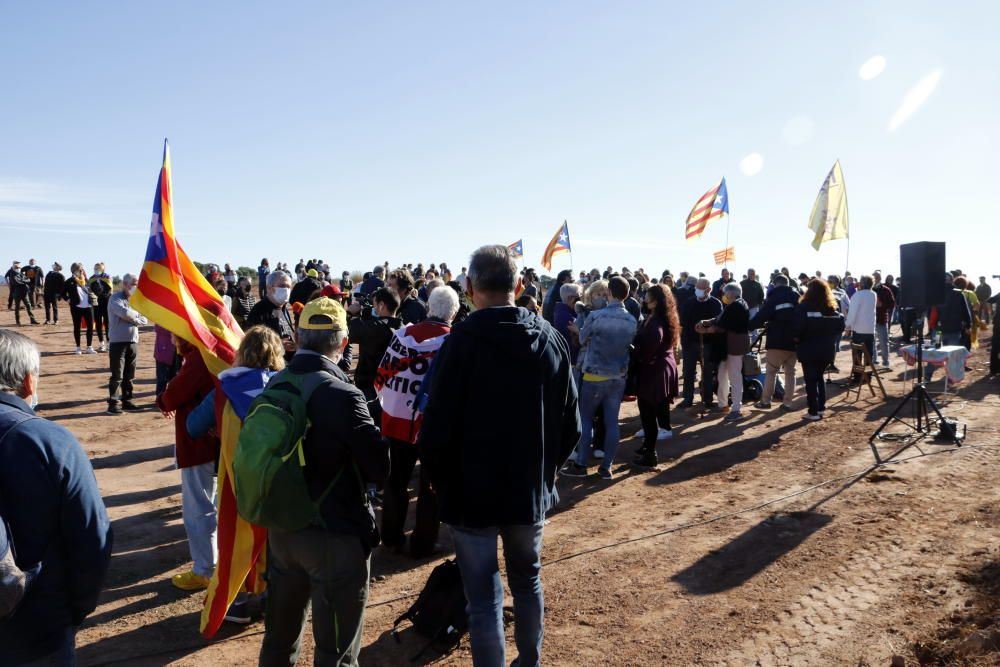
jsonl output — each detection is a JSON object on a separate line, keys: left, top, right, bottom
{"left": 899, "top": 242, "right": 946, "bottom": 308}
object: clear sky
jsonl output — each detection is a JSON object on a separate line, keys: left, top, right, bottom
{"left": 2, "top": 2, "right": 997, "bottom": 285}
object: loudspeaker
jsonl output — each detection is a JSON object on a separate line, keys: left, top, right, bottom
{"left": 899, "top": 242, "right": 946, "bottom": 308}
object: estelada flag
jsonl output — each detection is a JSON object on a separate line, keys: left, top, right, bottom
{"left": 685, "top": 178, "right": 728, "bottom": 241}
{"left": 132, "top": 140, "right": 242, "bottom": 375}
{"left": 199, "top": 369, "right": 272, "bottom": 638}
{"left": 541, "top": 221, "right": 571, "bottom": 271}
{"left": 508, "top": 239, "right": 524, "bottom": 258}
{"left": 713, "top": 246, "right": 736, "bottom": 265}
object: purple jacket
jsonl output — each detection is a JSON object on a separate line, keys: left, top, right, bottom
{"left": 553, "top": 302, "right": 579, "bottom": 363}
{"left": 153, "top": 325, "right": 176, "bottom": 365}
{"left": 635, "top": 316, "right": 679, "bottom": 404}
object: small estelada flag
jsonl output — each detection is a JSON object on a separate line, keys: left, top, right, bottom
{"left": 508, "top": 239, "right": 524, "bottom": 258}
{"left": 713, "top": 246, "right": 736, "bottom": 266}
{"left": 541, "top": 221, "right": 571, "bottom": 270}
{"left": 685, "top": 178, "right": 728, "bottom": 241}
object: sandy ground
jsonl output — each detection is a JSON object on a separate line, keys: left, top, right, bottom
{"left": 6, "top": 299, "right": 999, "bottom": 666}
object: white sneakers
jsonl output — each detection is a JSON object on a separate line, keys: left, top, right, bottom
{"left": 86, "top": 346, "right": 97, "bottom": 354}
{"left": 98, "top": 343, "right": 107, "bottom": 353}
{"left": 634, "top": 428, "right": 673, "bottom": 440}
{"left": 74, "top": 347, "right": 82, "bottom": 355}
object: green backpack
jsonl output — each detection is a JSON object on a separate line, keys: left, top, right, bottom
{"left": 233, "top": 369, "right": 342, "bottom": 531}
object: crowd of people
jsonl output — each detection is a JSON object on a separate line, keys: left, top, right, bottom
{"left": 1, "top": 248, "right": 997, "bottom": 666}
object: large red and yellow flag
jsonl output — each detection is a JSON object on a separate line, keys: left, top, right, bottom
{"left": 132, "top": 141, "right": 263, "bottom": 638}
{"left": 132, "top": 140, "right": 242, "bottom": 375}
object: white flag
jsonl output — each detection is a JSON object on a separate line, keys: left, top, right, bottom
{"left": 808, "top": 160, "right": 849, "bottom": 250}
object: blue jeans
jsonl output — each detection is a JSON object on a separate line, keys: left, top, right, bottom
{"left": 450, "top": 523, "right": 545, "bottom": 667}
{"left": 574, "top": 377, "right": 624, "bottom": 469}
{"left": 875, "top": 323, "right": 890, "bottom": 366}
{"left": 20, "top": 628, "right": 76, "bottom": 666}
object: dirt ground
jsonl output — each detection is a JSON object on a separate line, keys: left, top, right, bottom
{"left": 6, "top": 301, "right": 999, "bottom": 666}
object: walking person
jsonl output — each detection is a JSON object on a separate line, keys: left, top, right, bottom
{"left": 795, "top": 280, "right": 845, "bottom": 421}
{"left": 8, "top": 262, "right": 38, "bottom": 326}
{"left": 5, "top": 260, "right": 21, "bottom": 310}
{"left": 0, "top": 329, "right": 113, "bottom": 665}
{"left": 23, "top": 259, "right": 43, "bottom": 308}
{"left": 633, "top": 284, "right": 680, "bottom": 467}
{"left": 63, "top": 263, "right": 97, "bottom": 354}
{"left": 43, "top": 262, "right": 65, "bottom": 325}
{"left": 418, "top": 245, "right": 580, "bottom": 667}
{"left": 258, "top": 298, "right": 389, "bottom": 666}
{"left": 156, "top": 336, "right": 220, "bottom": 591}
{"left": 89, "top": 263, "right": 112, "bottom": 353}
{"left": 106, "top": 274, "right": 148, "bottom": 414}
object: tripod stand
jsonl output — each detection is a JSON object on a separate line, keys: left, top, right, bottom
{"left": 868, "top": 313, "right": 963, "bottom": 463}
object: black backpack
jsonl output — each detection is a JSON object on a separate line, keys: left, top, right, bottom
{"left": 393, "top": 559, "right": 469, "bottom": 660}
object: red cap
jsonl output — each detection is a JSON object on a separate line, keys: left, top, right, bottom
{"left": 321, "top": 283, "right": 344, "bottom": 298}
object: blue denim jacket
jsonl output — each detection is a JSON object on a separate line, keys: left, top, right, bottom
{"left": 578, "top": 302, "right": 637, "bottom": 378}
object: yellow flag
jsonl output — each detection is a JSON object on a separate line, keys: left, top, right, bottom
{"left": 808, "top": 160, "right": 849, "bottom": 250}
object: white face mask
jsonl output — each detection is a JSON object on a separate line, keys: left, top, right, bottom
{"left": 591, "top": 296, "right": 608, "bottom": 309}
{"left": 695, "top": 288, "right": 707, "bottom": 299}
{"left": 271, "top": 287, "right": 290, "bottom": 305}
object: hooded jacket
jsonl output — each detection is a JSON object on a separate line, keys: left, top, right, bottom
{"left": 417, "top": 306, "right": 580, "bottom": 528}
{"left": 749, "top": 284, "right": 800, "bottom": 351}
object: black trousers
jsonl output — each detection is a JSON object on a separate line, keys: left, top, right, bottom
{"left": 72, "top": 306, "right": 94, "bottom": 347}
{"left": 12, "top": 293, "right": 36, "bottom": 324}
{"left": 681, "top": 343, "right": 699, "bottom": 402}
{"left": 991, "top": 324, "right": 999, "bottom": 375}
{"left": 801, "top": 360, "right": 827, "bottom": 415}
{"left": 260, "top": 529, "right": 369, "bottom": 666}
{"left": 637, "top": 397, "right": 672, "bottom": 450}
{"left": 44, "top": 294, "right": 59, "bottom": 323}
{"left": 381, "top": 438, "right": 439, "bottom": 556}
{"left": 109, "top": 342, "right": 138, "bottom": 404}
{"left": 94, "top": 302, "right": 108, "bottom": 343}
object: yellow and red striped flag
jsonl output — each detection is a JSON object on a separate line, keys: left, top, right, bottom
{"left": 713, "top": 246, "right": 736, "bottom": 266}
{"left": 685, "top": 177, "right": 728, "bottom": 241}
{"left": 132, "top": 141, "right": 262, "bottom": 638}
{"left": 132, "top": 140, "right": 242, "bottom": 374}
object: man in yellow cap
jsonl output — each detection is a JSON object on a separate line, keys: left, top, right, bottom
{"left": 259, "top": 297, "right": 389, "bottom": 666}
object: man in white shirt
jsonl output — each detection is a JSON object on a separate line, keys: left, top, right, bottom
{"left": 844, "top": 275, "right": 877, "bottom": 371}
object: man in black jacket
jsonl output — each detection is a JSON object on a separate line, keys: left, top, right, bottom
{"left": 678, "top": 277, "right": 723, "bottom": 408}
{"left": 749, "top": 274, "right": 798, "bottom": 409}
{"left": 259, "top": 298, "right": 389, "bottom": 666}
{"left": 418, "top": 245, "right": 580, "bottom": 667}
{"left": 389, "top": 267, "right": 427, "bottom": 325}
{"left": 246, "top": 270, "right": 297, "bottom": 360}
{"left": 740, "top": 268, "right": 765, "bottom": 318}
{"left": 0, "top": 329, "right": 112, "bottom": 665}
{"left": 347, "top": 287, "right": 402, "bottom": 415}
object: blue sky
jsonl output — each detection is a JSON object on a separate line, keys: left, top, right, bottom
{"left": 2, "top": 2, "right": 997, "bottom": 284}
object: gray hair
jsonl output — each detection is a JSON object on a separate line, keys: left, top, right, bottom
{"left": 296, "top": 323, "right": 348, "bottom": 357}
{"left": 267, "top": 269, "right": 293, "bottom": 288}
{"left": 0, "top": 329, "right": 40, "bottom": 394}
{"left": 468, "top": 245, "right": 517, "bottom": 293}
{"left": 425, "top": 278, "right": 445, "bottom": 297}
{"left": 696, "top": 277, "right": 711, "bottom": 291}
{"left": 121, "top": 273, "right": 138, "bottom": 286}
{"left": 685, "top": 275, "right": 698, "bottom": 287}
{"left": 427, "top": 284, "right": 460, "bottom": 322}
{"left": 723, "top": 282, "right": 742, "bottom": 297}
{"left": 560, "top": 283, "right": 582, "bottom": 304}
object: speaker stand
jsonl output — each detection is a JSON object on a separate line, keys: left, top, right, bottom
{"left": 868, "top": 322, "right": 962, "bottom": 463}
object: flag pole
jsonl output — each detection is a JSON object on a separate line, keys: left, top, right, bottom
{"left": 724, "top": 205, "right": 732, "bottom": 271}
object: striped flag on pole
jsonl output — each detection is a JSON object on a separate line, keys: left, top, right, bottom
{"left": 713, "top": 246, "right": 736, "bottom": 266}
{"left": 508, "top": 239, "right": 524, "bottom": 258}
{"left": 132, "top": 140, "right": 243, "bottom": 375}
{"left": 685, "top": 178, "right": 729, "bottom": 241}
{"left": 541, "top": 221, "right": 571, "bottom": 271}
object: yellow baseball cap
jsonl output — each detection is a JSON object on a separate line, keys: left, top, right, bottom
{"left": 298, "top": 297, "right": 347, "bottom": 331}
{"left": 306, "top": 268, "right": 319, "bottom": 278}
